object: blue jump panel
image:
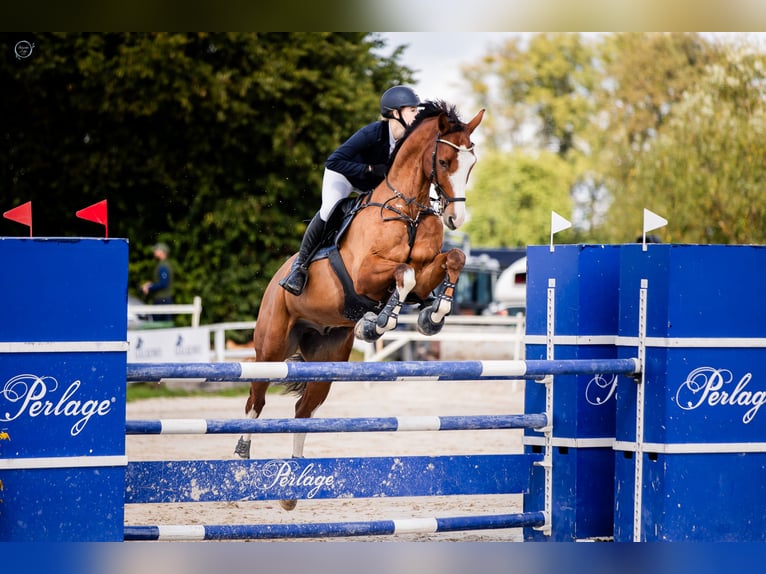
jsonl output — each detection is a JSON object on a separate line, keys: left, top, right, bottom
{"left": 125, "top": 454, "right": 541, "bottom": 503}
{"left": 523, "top": 244, "right": 623, "bottom": 541}
{"left": 0, "top": 238, "right": 128, "bottom": 541}
{"left": 615, "top": 244, "right": 766, "bottom": 541}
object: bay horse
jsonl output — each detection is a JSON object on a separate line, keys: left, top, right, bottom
{"left": 236, "top": 101, "right": 484, "bottom": 509}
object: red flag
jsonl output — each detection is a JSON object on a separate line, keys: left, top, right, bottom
{"left": 76, "top": 199, "right": 108, "bottom": 238}
{"left": 3, "top": 201, "right": 32, "bottom": 236}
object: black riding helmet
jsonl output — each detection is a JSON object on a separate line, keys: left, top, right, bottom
{"left": 380, "top": 86, "right": 421, "bottom": 127}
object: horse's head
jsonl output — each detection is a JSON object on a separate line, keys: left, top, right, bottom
{"left": 429, "top": 105, "right": 484, "bottom": 230}
{"left": 387, "top": 101, "right": 485, "bottom": 230}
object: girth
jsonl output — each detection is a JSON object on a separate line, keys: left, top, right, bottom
{"left": 327, "top": 247, "right": 385, "bottom": 322}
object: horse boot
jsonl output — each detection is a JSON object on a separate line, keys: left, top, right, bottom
{"left": 279, "top": 213, "right": 326, "bottom": 296}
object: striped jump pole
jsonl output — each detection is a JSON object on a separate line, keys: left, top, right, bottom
{"left": 126, "top": 413, "right": 549, "bottom": 434}
{"left": 125, "top": 512, "right": 547, "bottom": 541}
{"left": 126, "top": 358, "right": 640, "bottom": 383}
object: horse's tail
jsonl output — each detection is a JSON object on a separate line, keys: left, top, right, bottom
{"left": 281, "top": 380, "right": 307, "bottom": 397}
{"left": 281, "top": 352, "right": 306, "bottom": 397}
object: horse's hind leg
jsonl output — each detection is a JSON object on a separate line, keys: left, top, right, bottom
{"left": 417, "top": 248, "right": 466, "bottom": 335}
{"left": 234, "top": 381, "right": 270, "bottom": 459}
{"left": 278, "top": 379, "right": 334, "bottom": 512}
{"left": 280, "top": 328, "right": 353, "bottom": 511}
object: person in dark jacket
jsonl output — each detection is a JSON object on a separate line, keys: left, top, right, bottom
{"left": 141, "top": 242, "right": 174, "bottom": 320}
{"left": 280, "top": 85, "right": 422, "bottom": 296}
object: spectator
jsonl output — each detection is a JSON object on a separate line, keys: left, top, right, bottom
{"left": 141, "top": 242, "right": 174, "bottom": 321}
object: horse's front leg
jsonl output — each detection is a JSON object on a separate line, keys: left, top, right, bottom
{"left": 354, "top": 263, "right": 415, "bottom": 342}
{"left": 416, "top": 248, "right": 466, "bottom": 336}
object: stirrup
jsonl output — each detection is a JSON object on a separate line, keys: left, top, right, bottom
{"left": 279, "top": 266, "right": 308, "bottom": 296}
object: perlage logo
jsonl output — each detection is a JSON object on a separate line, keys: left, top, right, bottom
{"left": 585, "top": 373, "right": 618, "bottom": 406}
{"left": 675, "top": 366, "right": 766, "bottom": 424}
{"left": 1, "top": 374, "right": 114, "bottom": 436}
{"left": 250, "top": 459, "right": 335, "bottom": 498}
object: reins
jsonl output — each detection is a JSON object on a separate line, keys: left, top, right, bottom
{"left": 357, "top": 179, "right": 435, "bottom": 262}
{"left": 355, "top": 127, "right": 475, "bottom": 263}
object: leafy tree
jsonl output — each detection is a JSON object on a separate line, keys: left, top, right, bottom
{"left": 0, "top": 32, "right": 413, "bottom": 323}
{"left": 461, "top": 33, "right": 599, "bottom": 244}
{"left": 461, "top": 32, "right": 766, "bottom": 246}
{"left": 463, "top": 33, "right": 597, "bottom": 158}
{"left": 592, "top": 33, "right": 723, "bottom": 241}
{"left": 606, "top": 41, "right": 766, "bottom": 243}
{"left": 463, "top": 149, "right": 575, "bottom": 247}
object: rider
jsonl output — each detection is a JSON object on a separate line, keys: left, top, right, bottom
{"left": 279, "top": 85, "right": 422, "bottom": 296}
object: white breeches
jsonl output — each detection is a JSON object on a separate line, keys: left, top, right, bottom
{"left": 320, "top": 169, "right": 357, "bottom": 221}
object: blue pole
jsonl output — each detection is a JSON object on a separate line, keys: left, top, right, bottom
{"left": 124, "top": 512, "right": 546, "bottom": 540}
{"left": 126, "top": 358, "right": 639, "bottom": 383}
{"left": 125, "top": 414, "right": 549, "bottom": 434}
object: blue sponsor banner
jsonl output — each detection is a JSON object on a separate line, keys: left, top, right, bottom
{"left": 125, "top": 454, "right": 540, "bottom": 503}
{"left": 615, "top": 451, "right": 766, "bottom": 542}
{"left": 0, "top": 352, "right": 125, "bottom": 458}
{"left": 618, "top": 244, "right": 766, "bottom": 339}
{"left": 618, "top": 347, "right": 766, "bottom": 444}
{"left": 617, "top": 245, "right": 766, "bottom": 443}
{"left": 615, "top": 244, "right": 766, "bottom": 541}
{"left": 524, "top": 244, "right": 622, "bottom": 541}
{"left": 0, "top": 238, "right": 128, "bottom": 541}
{"left": 526, "top": 244, "right": 621, "bottom": 338}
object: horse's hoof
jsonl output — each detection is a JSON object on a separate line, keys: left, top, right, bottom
{"left": 280, "top": 499, "right": 298, "bottom": 511}
{"left": 354, "top": 312, "right": 382, "bottom": 342}
{"left": 234, "top": 437, "right": 251, "bottom": 459}
{"left": 416, "top": 308, "right": 445, "bottom": 336}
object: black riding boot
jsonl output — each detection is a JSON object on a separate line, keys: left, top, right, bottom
{"left": 279, "top": 213, "right": 326, "bottom": 296}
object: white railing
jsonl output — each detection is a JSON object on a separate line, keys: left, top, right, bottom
{"left": 129, "top": 296, "right": 203, "bottom": 328}
{"left": 208, "top": 321, "right": 257, "bottom": 362}
{"left": 356, "top": 313, "right": 526, "bottom": 362}
{"left": 204, "top": 314, "right": 525, "bottom": 363}
{"left": 127, "top": 297, "right": 525, "bottom": 362}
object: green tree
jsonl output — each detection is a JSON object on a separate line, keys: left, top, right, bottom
{"left": 593, "top": 33, "right": 723, "bottom": 241}
{"left": 461, "top": 33, "right": 766, "bottom": 246}
{"left": 607, "top": 41, "right": 766, "bottom": 243}
{"left": 463, "top": 150, "right": 575, "bottom": 247}
{"left": 0, "top": 32, "right": 413, "bottom": 323}
{"left": 464, "top": 33, "right": 597, "bottom": 158}
{"left": 461, "top": 33, "right": 599, "bottom": 245}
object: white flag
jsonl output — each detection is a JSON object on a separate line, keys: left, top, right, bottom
{"left": 643, "top": 208, "right": 668, "bottom": 234}
{"left": 549, "top": 211, "right": 572, "bottom": 252}
{"left": 551, "top": 211, "right": 572, "bottom": 235}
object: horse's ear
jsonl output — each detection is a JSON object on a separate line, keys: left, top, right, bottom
{"left": 466, "top": 109, "right": 485, "bottom": 135}
{"left": 437, "top": 112, "right": 451, "bottom": 134}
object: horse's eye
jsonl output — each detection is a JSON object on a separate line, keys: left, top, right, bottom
{"left": 439, "top": 159, "right": 449, "bottom": 169}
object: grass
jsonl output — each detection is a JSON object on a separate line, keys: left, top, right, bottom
{"left": 126, "top": 382, "right": 253, "bottom": 402}
{"left": 125, "top": 349, "right": 367, "bottom": 402}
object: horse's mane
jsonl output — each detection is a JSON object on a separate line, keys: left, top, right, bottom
{"left": 389, "top": 100, "right": 464, "bottom": 165}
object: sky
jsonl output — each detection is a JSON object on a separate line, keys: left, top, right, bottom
{"left": 378, "top": 32, "right": 519, "bottom": 114}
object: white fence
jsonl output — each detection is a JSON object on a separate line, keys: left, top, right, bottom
{"left": 129, "top": 296, "right": 203, "bottom": 328}
{"left": 355, "top": 313, "right": 525, "bottom": 361}
{"left": 204, "top": 314, "right": 525, "bottom": 363}
{"left": 129, "top": 297, "right": 526, "bottom": 362}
